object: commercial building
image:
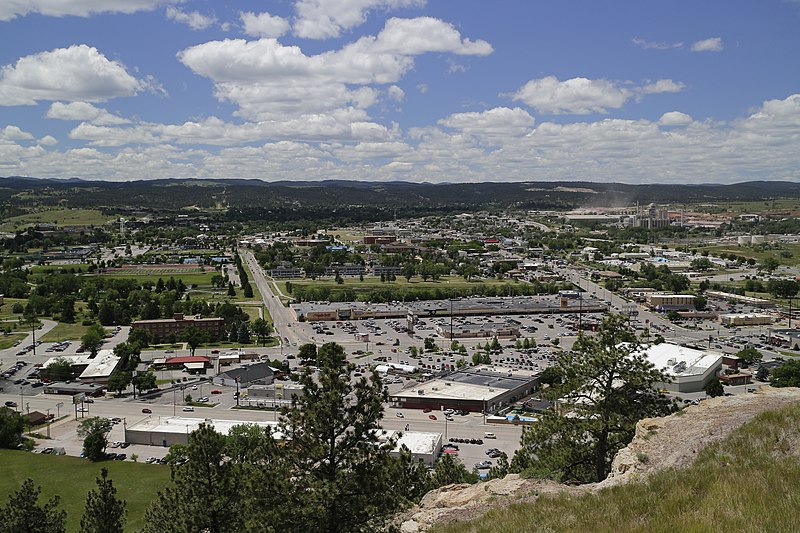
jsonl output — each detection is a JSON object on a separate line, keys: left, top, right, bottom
{"left": 247, "top": 382, "right": 304, "bottom": 401}
{"left": 376, "top": 429, "right": 443, "bottom": 467}
{"left": 636, "top": 343, "right": 722, "bottom": 393}
{"left": 42, "top": 350, "right": 120, "bottom": 384}
{"left": 435, "top": 321, "right": 520, "bottom": 339}
{"left": 720, "top": 313, "right": 774, "bottom": 327}
{"left": 153, "top": 356, "right": 211, "bottom": 374}
{"left": 131, "top": 313, "right": 225, "bottom": 343}
{"left": 214, "top": 362, "right": 275, "bottom": 387}
{"left": 646, "top": 293, "right": 697, "bottom": 311}
{"left": 390, "top": 365, "right": 539, "bottom": 413}
{"left": 125, "top": 417, "right": 280, "bottom": 447}
{"left": 323, "top": 263, "right": 365, "bottom": 277}
{"left": 705, "top": 291, "right": 774, "bottom": 308}
{"left": 268, "top": 266, "right": 303, "bottom": 278}
{"left": 291, "top": 295, "right": 608, "bottom": 322}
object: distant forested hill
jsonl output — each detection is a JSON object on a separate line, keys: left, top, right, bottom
{"left": 1, "top": 177, "right": 798, "bottom": 224}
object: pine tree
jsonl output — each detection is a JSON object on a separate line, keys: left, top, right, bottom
{"left": 80, "top": 468, "right": 127, "bottom": 533}
{"left": 512, "top": 315, "right": 674, "bottom": 483}
{"left": 143, "top": 425, "right": 245, "bottom": 533}
{"left": 280, "top": 342, "right": 400, "bottom": 533}
{"left": 0, "top": 479, "right": 66, "bottom": 533}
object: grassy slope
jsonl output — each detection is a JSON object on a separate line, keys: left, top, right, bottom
{"left": 0, "top": 450, "right": 170, "bottom": 532}
{"left": 433, "top": 404, "right": 800, "bottom": 533}
{"left": 0, "top": 208, "right": 114, "bottom": 230}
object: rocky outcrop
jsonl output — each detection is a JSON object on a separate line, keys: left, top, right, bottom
{"left": 398, "top": 386, "right": 800, "bottom": 532}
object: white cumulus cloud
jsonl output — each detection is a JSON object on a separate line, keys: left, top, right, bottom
{"left": 0, "top": 125, "right": 34, "bottom": 141}
{"left": 510, "top": 76, "right": 630, "bottom": 115}
{"left": 691, "top": 37, "right": 724, "bottom": 52}
{"left": 658, "top": 111, "right": 693, "bottom": 126}
{"left": 510, "top": 76, "right": 685, "bottom": 115}
{"left": 438, "top": 107, "right": 534, "bottom": 140}
{"left": 0, "top": 0, "right": 178, "bottom": 21}
{"left": 241, "top": 11, "right": 290, "bottom": 38}
{"left": 293, "top": 0, "right": 425, "bottom": 39}
{"left": 387, "top": 85, "right": 405, "bottom": 102}
{"left": 0, "top": 45, "right": 148, "bottom": 106}
{"left": 166, "top": 7, "right": 216, "bottom": 30}
{"left": 177, "top": 17, "right": 491, "bottom": 123}
{"left": 47, "top": 102, "right": 130, "bottom": 125}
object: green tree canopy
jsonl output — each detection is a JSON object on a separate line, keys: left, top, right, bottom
{"left": 80, "top": 468, "right": 127, "bottom": 533}
{"left": 81, "top": 324, "right": 106, "bottom": 357}
{"left": 78, "top": 417, "right": 113, "bottom": 462}
{"left": 770, "top": 360, "right": 800, "bottom": 388}
{"left": 45, "top": 357, "right": 74, "bottom": 382}
{"left": 0, "top": 479, "right": 66, "bottom": 533}
{"left": 705, "top": 378, "right": 724, "bottom": 397}
{"left": 512, "top": 315, "right": 674, "bottom": 483}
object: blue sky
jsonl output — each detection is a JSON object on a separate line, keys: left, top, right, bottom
{"left": 1, "top": 0, "right": 799, "bottom": 183}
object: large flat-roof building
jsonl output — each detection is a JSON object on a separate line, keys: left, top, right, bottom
{"left": 42, "top": 350, "right": 120, "bottom": 384}
{"left": 124, "top": 417, "right": 281, "bottom": 447}
{"left": 131, "top": 313, "right": 225, "bottom": 343}
{"left": 291, "top": 295, "right": 608, "bottom": 322}
{"left": 637, "top": 343, "right": 722, "bottom": 393}
{"left": 646, "top": 293, "right": 697, "bottom": 311}
{"left": 390, "top": 365, "right": 539, "bottom": 413}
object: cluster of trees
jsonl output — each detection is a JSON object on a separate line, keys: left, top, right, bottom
{"left": 139, "top": 343, "right": 476, "bottom": 532}
{"left": 0, "top": 408, "right": 27, "bottom": 450}
{"left": 626, "top": 263, "right": 690, "bottom": 293}
{"left": 0, "top": 471, "right": 127, "bottom": 533}
{"left": 291, "top": 280, "right": 572, "bottom": 304}
{"left": 233, "top": 253, "right": 254, "bottom": 298}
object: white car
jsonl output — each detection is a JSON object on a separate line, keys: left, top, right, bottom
{"left": 182, "top": 406, "right": 194, "bottom": 412}
{"left": 395, "top": 412, "right": 404, "bottom": 418}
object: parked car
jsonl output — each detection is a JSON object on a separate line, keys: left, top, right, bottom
{"left": 211, "top": 390, "right": 222, "bottom": 394}
{"left": 428, "top": 414, "right": 437, "bottom": 420}
{"left": 141, "top": 408, "right": 152, "bottom": 414}
{"left": 5, "top": 401, "right": 17, "bottom": 407}
{"left": 182, "top": 406, "right": 194, "bottom": 412}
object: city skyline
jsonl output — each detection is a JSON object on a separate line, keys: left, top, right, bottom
{"left": 1, "top": 0, "right": 799, "bottom": 183}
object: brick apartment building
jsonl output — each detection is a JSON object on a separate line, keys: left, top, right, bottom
{"left": 131, "top": 313, "right": 225, "bottom": 342}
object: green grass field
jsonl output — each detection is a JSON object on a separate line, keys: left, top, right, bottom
{"left": 95, "top": 272, "right": 215, "bottom": 287}
{"left": 0, "top": 450, "right": 170, "bottom": 532}
{"left": 284, "top": 276, "right": 521, "bottom": 293}
{"left": 40, "top": 322, "right": 94, "bottom": 343}
{"left": 432, "top": 404, "right": 800, "bottom": 533}
{"left": 673, "top": 243, "right": 800, "bottom": 267}
{"left": 689, "top": 198, "right": 800, "bottom": 215}
{"left": 0, "top": 298, "right": 26, "bottom": 320}
{"left": 0, "top": 333, "right": 26, "bottom": 350}
{"left": 0, "top": 209, "right": 115, "bottom": 231}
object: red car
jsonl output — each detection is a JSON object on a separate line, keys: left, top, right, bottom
{"left": 141, "top": 408, "right": 152, "bottom": 414}
{"left": 428, "top": 414, "right": 437, "bottom": 421}
{"left": 211, "top": 390, "right": 222, "bottom": 394}
{"left": 422, "top": 408, "right": 432, "bottom": 413}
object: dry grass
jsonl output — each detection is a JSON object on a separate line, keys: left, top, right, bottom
{"left": 432, "top": 404, "right": 800, "bottom": 533}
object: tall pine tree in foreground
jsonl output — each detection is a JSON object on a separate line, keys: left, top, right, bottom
{"left": 80, "top": 468, "right": 127, "bottom": 533}
{"left": 0, "top": 479, "right": 66, "bottom": 533}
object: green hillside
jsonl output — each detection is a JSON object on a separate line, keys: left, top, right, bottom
{"left": 0, "top": 450, "right": 170, "bottom": 532}
{"left": 433, "top": 404, "right": 800, "bottom": 533}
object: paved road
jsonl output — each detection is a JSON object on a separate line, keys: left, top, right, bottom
{"left": 240, "top": 249, "right": 311, "bottom": 347}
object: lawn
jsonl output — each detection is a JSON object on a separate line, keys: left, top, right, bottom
{"left": 94, "top": 271, "right": 215, "bottom": 287}
{"left": 40, "top": 322, "right": 90, "bottom": 342}
{"left": 0, "top": 297, "right": 26, "bottom": 320}
{"left": 673, "top": 243, "right": 800, "bottom": 267}
{"left": 284, "top": 275, "right": 521, "bottom": 293}
{"left": 0, "top": 449, "right": 170, "bottom": 532}
{"left": 0, "top": 208, "right": 115, "bottom": 231}
{"left": 0, "top": 333, "right": 26, "bottom": 350}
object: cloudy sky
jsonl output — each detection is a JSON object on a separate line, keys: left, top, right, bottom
{"left": 1, "top": 0, "right": 799, "bottom": 184}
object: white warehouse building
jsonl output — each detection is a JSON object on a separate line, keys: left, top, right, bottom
{"left": 637, "top": 343, "right": 723, "bottom": 393}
